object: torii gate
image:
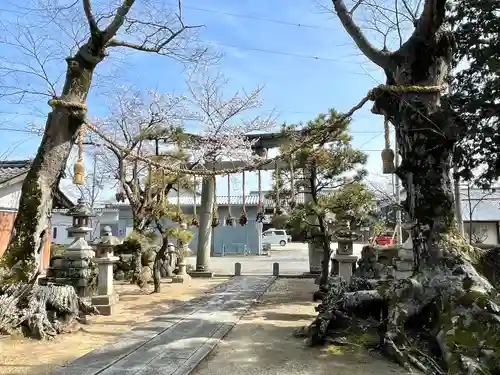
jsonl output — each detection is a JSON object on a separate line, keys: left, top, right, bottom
{"left": 151, "top": 131, "right": 323, "bottom": 276}
{"left": 184, "top": 132, "right": 323, "bottom": 277}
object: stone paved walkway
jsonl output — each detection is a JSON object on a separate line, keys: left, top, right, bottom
{"left": 50, "top": 276, "right": 275, "bottom": 375}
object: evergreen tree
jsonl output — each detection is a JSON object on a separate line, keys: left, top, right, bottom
{"left": 450, "top": 0, "right": 500, "bottom": 187}
{"left": 271, "top": 109, "right": 368, "bottom": 285}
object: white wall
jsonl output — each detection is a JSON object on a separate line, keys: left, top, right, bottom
{"left": 0, "top": 181, "right": 22, "bottom": 209}
{"left": 463, "top": 221, "right": 499, "bottom": 245}
{"left": 51, "top": 210, "right": 119, "bottom": 245}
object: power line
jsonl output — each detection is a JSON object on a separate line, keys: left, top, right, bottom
{"left": 178, "top": 4, "right": 338, "bottom": 31}
{"left": 209, "top": 40, "right": 361, "bottom": 63}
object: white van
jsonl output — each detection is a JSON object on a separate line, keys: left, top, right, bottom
{"left": 262, "top": 229, "right": 291, "bottom": 246}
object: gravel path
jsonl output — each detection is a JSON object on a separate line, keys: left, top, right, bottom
{"left": 190, "top": 278, "right": 405, "bottom": 375}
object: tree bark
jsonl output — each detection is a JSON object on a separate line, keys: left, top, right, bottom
{"left": 0, "top": 42, "right": 104, "bottom": 283}
{"left": 310, "top": 2, "right": 500, "bottom": 373}
{"left": 153, "top": 237, "right": 168, "bottom": 293}
{"left": 374, "top": 31, "right": 456, "bottom": 264}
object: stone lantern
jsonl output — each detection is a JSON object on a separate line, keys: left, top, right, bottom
{"left": 43, "top": 198, "right": 95, "bottom": 297}
{"left": 66, "top": 197, "right": 95, "bottom": 250}
{"left": 332, "top": 211, "right": 361, "bottom": 283}
{"left": 91, "top": 226, "right": 120, "bottom": 315}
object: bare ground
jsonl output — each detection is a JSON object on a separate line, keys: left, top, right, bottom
{"left": 0, "top": 278, "right": 227, "bottom": 375}
{"left": 191, "top": 278, "right": 406, "bottom": 375}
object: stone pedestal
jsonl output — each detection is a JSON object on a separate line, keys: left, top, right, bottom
{"left": 92, "top": 257, "right": 119, "bottom": 314}
{"left": 172, "top": 262, "right": 192, "bottom": 283}
{"left": 308, "top": 244, "right": 323, "bottom": 274}
{"left": 333, "top": 254, "right": 358, "bottom": 283}
{"left": 91, "top": 226, "right": 121, "bottom": 315}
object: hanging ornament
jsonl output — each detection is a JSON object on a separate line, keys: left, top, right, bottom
{"left": 381, "top": 117, "right": 395, "bottom": 174}
{"left": 191, "top": 175, "right": 199, "bottom": 227}
{"left": 256, "top": 169, "right": 265, "bottom": 223}
{"left": 239, "top": 171, "right": 248, "bottom": 226}
{"left": 175, "top": 174, "right": 183, "bottom": 224}
{"left": 225, "top": 173, "right": 234, "bottom": 226}
{"left": 73, "top": 126, "right": 85, "bottom": 185}
{"left": 212, "top": 176, "right": 220, "bottom": 227}
{"left": 115, "top": 186, "right": 125, "bottom": 202}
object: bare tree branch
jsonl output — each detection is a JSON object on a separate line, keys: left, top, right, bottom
{"left": 82, "top": 0, "right": 99, "bottom": 33}
{"left": 332, "top": 0, "right": 391, "bottom": 67}
{"left": 107, "top": 24, "right": 201, "bottom": 54}
{"left": 102, "top": 0, "right": 136, "bottom": 43}
{"left": 415, "top": 0, "right": 446, "bottom": 38}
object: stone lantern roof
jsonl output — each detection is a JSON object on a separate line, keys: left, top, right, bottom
{"left": 65, "top": 197, "right": 95, "bottom": 218}
{"left": 94, "top": 226, "right": 121, "bottom": 246}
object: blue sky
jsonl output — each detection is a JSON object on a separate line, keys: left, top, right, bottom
{"left": 0, "top": 0, "right": 393, "bottom": 200}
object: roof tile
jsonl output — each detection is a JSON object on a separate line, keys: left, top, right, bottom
{"left": 0, "top": 160, "right": 31, "bottom": 184}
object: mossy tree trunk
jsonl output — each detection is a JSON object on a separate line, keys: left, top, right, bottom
{"left": 0, "top": 43, "right": 104, "bottom": 283}
{"left": 305, "top": 1, "right": 500, "bottom": 373}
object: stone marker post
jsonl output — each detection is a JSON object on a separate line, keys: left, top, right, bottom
{"left": 234, "top": 262, "right": 242, "bottom": 276}
{"left": 273, "top": 262, "right": 280, "bottom": 277}
{"left": 92, "top": 226, "right": 120, "bottom": 315}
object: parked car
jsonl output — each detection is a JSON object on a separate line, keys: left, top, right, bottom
{"left": 262, "top": 229, "right": 290, "bottom": 246}
{"left": 372, "top": 231, "right": 397, "bottom": 246}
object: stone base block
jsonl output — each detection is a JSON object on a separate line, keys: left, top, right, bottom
{"left": 171, "top": 273, "right": 191, "bottom": 284}
{"left": 92, "top": 293, "right": 119, "bottom": 315}
{"left": 188, "top": 271, "right": 214, "bottom": 278}
{"left": 94, "top": 304, "right": 118, "bottom": 316}
{"left": 398, "top": 249, "right": 414, "bottom": 261}
{"left": 394, "top": 260, "right": 413, "bottom": 271}
{"left": 395, "top": 270, "right": 413, "bottom": 279}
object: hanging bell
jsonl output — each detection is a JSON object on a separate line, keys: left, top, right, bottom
{"left": 73, "top": 160, "right": 85, "bottom": 185}
{"left": 381, "top": 148, "right": 395, "bottom": 174}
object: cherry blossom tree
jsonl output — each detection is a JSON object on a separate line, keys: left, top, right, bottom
{"left": 0, "top": 0, "right": 211, "bottom": 286}
{"left": 0, "top": 0, "right": 212, "bottom": 340}
{"left": 96, "top": 71, "right": 275, "bottom": 287}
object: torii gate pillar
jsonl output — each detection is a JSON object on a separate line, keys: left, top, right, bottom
{"left": 190, "top": 176, "right": 215, "bottom": 277}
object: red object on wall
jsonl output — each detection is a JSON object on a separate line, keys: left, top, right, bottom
{"left": 373, "top": 232, "right": 397, "bottom": 246}
{"left": 0, "top": 211, "right": 51, "bottom": 271}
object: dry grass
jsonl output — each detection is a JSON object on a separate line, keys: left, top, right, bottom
{"left": 0, "top": 278, "right": 227, "bottom": 375}
{"left": 191, "top": 278, "right": 405, "bottom": 375}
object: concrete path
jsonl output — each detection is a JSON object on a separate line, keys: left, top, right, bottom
{"left": 50, "top": 276, "right": 275, "bottom": 375}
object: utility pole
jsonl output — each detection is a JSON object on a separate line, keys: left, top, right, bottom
{"left": 90, "top": 153, "right": 97, "bottom": 208}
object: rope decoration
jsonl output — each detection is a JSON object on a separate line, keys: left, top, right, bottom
{"left": 226, "top": 174, "right": 234, "bottom": 226}
{"left": 256, "top": 169, "right": 264, "bottom": 223}
{"left": 239, "top": 171, "right": 248, "bottom": 226}
{"left": 191, "top": 175, "right": 199, "bottom": 227}
{"left": 47, "top": 83, "right": 446, "bottom": 180}
{"left": 176, "top": 174, "right": 182, "bottom": 223}
{"left": 212, "top": 176, "right": 220, "bottom": 227}
{"left": 73, "top": 125, "right": 85, "bottom": 185}
{"left": 381, "top": 117, "right": 395, "bottom": 174}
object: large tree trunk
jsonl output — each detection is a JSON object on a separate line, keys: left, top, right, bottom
{"left": 0, "top": 42, "right": 103, "bottom": 283}
{"left": 303, "top": 2, "right": 500, "bottom": 373}
{"left": 153, "top": 239, "right": 168, "bottom": 294}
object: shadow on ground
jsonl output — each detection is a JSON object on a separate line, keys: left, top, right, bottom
{"left": 190, "top": 278, "right": 405, "bottom": 375}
